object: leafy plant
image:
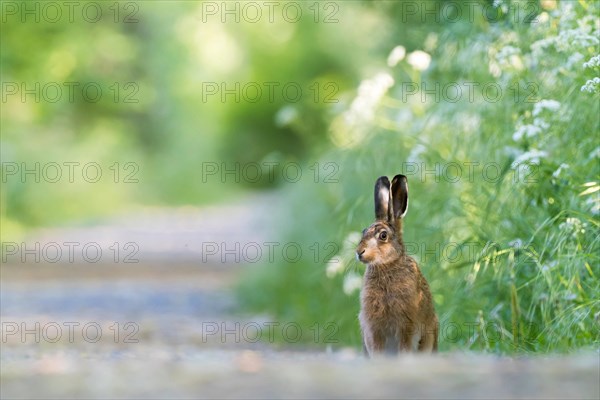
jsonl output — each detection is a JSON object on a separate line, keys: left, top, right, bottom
{"left": 238, "top": 0, "right": 600, "bottom": 353}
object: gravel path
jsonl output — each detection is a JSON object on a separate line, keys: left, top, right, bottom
{"left": 2, "top": 262, "right": 598, "bottom": 399}
{"left": 2, "top": 348, "right": 597, "bottom": 399}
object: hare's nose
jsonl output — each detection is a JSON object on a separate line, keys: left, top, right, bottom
{"left": 356, "top": 250, "right": 365, "bottom": 260}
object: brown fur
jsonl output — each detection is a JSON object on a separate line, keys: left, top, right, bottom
{"left": 356, "top": 176, "right": 438, "bottom": 356}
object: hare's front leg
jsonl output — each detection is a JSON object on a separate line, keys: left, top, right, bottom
{"left": 398, "top": 326, "right": 415, "bottom": 352}
{"left": 363, "top": 328, "right": 386, "bottom": 356}
{"left": 418, "top": 320, "right": 439, "bottom": 352}
{"left": 417, "top": 330, "right": 435, "bottom": 352}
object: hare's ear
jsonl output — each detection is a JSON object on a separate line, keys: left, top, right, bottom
{"left": 391, "top": 174, "right": 409, "bottom": 219}
{"left": 374, "top": 176, "right": 392, "bottom": 221}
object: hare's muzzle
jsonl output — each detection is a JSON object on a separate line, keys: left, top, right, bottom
{"left": 356, "top": 239, "right": 369, "bottom": 262}
{"left": 356, "top": 249, "right": 366, "bottom": 261}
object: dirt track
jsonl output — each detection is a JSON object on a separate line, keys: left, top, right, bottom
{"left": 2, "top": 262, "right": 599, "bottom": 399}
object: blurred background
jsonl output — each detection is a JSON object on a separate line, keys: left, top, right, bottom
{"left": 1, "top": 0, "right": 599, "bottom": 397}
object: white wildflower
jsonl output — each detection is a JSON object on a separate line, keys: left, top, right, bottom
{"left": 554, "top": 29, "right": 599, "bottom": 52}
{"left": 274, "top": 106, "right": 298, "bottom": 127}
{"left": 459, "top": 113, "right": 481, "bottom": 132}
{"left": 325, "top": 257, "right": 344, "bottom": 278}
{"left": 509, "top": 55, "right": 524, "bottom": 70}
{"left": 537, "top": 12, "right": 550, "bottom": 24}
{"left": 407, "top": 50, "right": 431, "bottom": 71}
{"left": 564, "top": 292, "right": 577, "bottom": 301}
{"left": 424, "top": 33, "right": 438, "bottom": 53}
{"left": 577, "top": 14, "right": 600, "bottom": 33}
{"left": 581, "top": 77, "right": 600, "bottom": 93}
{"left": 508, "top": 238, "right": 523, "bottom": 248}
{"left": 585, "top": 196, "right": 600, "bottom": 215}
{"left": 343, "top": 272, "right": 363, "bottom": 295}
{"left": 531, "top": 37, "right": 555, "bottom": 57}
{"left": 557, "top": 3, "right": 577, "bottom": 26}
{"left": 535, "top": 118, "right": 550, "bottom": 131}
{"left": 510, "top": 101, "right": 559, "bottom": 142}
{"left": 407, "top": 144, "right": 427, "bottom": 164}
{"left": 493, "top": 0, "right": 510, "bottom": 14}
{"left": 489, "top": 61, "right": 501, "bottom": 78}
{"left": 533, "top": 99, "right": 561, "bottom": 117}
{"left": 531, "top": 13, "right": 598, "bottom": 57}
{"left": 345, "top": 72, "right": 394, "bottom": 125}
{"left": 583, "top": 55, "right": 600, "bottom": 69}
{"left": 511, "top": 149, "right": 548, "bottom": 168}
{"left": 541, "top": 260, "right": 557, "bottom": 273}
{"left": 558, "top": 217, "right": 587, "bottom": 237}
{"left": 566, "top": 52, "right": 584, "bottom": 69}
{"left": 394, "top": 108, "right": 413, "bottom": 125}
{"left": 495, "top": 45, "right": 523, "bottom": 71}
{"left": 512, "top": 124, "right": 542, "bottom": 141}
{"left": 387, "top": 46, "right": 406, "bottom": 67}
{"left": 343, "top": 231, "right": 362, "bottom": 249}
{"left": 504, "top": 146, "right": 521, "bottom": 158}
{"left": 552, "top": 163, "right": 569, "bottom": 178}
{"left": 326, "top": 231, "right": 364, "bottom": 278}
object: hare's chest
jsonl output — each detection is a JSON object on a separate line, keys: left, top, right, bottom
{"left": 361, "top": 285, "right": 408, "bottom": 321}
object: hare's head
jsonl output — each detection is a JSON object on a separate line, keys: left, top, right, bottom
{"left": 356, "top": 175, "right": 409, "bottom": 265}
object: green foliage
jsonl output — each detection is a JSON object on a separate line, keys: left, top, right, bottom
{"left": 238, "top": 0, "right": 600, "bottom": 353}
{"left": 2, "top": 0, "right": 598, "bottom": 354}
{"left": 1, "top": 1, "right": 396, "bottom": 239}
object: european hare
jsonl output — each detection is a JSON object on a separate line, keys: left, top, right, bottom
{"left": 356, "top": 175, "right": 438, "bottom": 356}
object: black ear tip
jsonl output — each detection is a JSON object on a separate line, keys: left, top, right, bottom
{"left": 392, "top": 174, "right": 408, "bottom": 184}
{"left": 376, "top": 176, "right": 390, "bottom": 185}
{"left": 374, "top": 176, "right": 391, "bottom": 190}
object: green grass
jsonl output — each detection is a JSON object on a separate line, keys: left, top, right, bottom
{"left": 238, "top": 0, "right": 600, "bottom": 354}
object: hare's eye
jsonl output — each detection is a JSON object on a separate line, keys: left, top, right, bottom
{"left": 379, "top": 231, "right": 388, "bottom": 241}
